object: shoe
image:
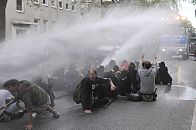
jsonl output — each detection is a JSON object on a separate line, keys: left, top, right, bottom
{"left": 53, "top": 111, "right": 60, "bottom": 118}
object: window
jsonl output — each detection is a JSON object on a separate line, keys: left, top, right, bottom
{"left": 72, "top": 5, "right": 74, "bottom": 11}
{"left": 16, "top": 29, "right": 26, "bottom": 37}
{"left": 59, "top": 0, "right": 63, "bottom": 9}
{"left": 16, "top": 0, "right": 23, "bottom": 12}
{"left": 34, "top": 18, "right": 40, "bottom": 23}
{"left": 65, "top": 3, "right": 68, "bottom": 9}
{"left": 34, "top": 18, "right": 40, "bottom": 32}
{"left": 43, "top": 20, "right": 48, "bottom": 32}
{"left": 34, "top": 0, "right": 39, "bottom": 4}
{"left": 51, "top": 0, "right": 56, "bottom": 7}
{"left": 43, "top": 0, "right": 48, "bottom": 5}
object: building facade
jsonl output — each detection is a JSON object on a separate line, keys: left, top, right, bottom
{"left": 6, "top": 0, "right": 81, "bottom": 39}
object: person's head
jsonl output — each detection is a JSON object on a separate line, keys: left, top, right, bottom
{"left": 96, "top": 65, "right": 105, "bottom": 74}
{"left": 88, "top": 69, "right": 97, "bottom": 81}
{"left": 120, "top": 60, "right": 129, "bottom": 70}
{"left": 109, "top": 60, "right": 116, "bottom": 67}
{"left": 128, "top": 62, "right": 136, "bottom": 70}
{"left": 159, "top": 61, "right": 165, "bottom": 68}
{"left": 112, "top": 65, "right": 119, "bottom": 72}
{"left": 3, "top": 79, "right": 19, "bottom": 93}
{"left": 143, "top": 61, "right": 152, "bottom": 69}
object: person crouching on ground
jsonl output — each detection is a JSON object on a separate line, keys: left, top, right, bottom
{"left": 3, "top": 79, "right": 60, "bottom": 130}
{"left": 81, "top": 69, "right": 116, "bottom": 114}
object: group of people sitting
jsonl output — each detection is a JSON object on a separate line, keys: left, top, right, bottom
{"left": 77, "top": 56, "right": 172, "bottom": 114}
{"left": 0, "top": 55, "right": 172, "bottom": 130}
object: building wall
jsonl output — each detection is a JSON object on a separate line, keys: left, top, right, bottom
{"left": 6, "top": 0, "right": 81, "bottom": 39}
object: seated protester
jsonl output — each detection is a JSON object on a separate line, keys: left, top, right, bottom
{"left": 158, "top": 62, "right": 172, "bottom": 86}
{"left": 33, "top": 76, "right": 56, "bottom": 107}
{"left": 81, "top": 64, "right": 91, "bottom": 78}
{"left": 105, "top": 60, "right": 116, "bottom": 72}
{"left": 81, "top": 69, "right": 116, "bottom": 114}
{"left": 127, "top": 60, "right": 157, "bottom": 102}
{"left": 96, "top": 65, "right": 105, "bottom": 77}
{"left": 126, "top": 62, "right": 140, "bottom": 94}
{"left": 103, "top": 65, "right": 120, "bottom": 99}
{"left": 0, "top": 89, "right": 25, "bottom": 122}
{"left": 118, "top": 68, "right": 129, "bottom": 96}
{"left": 64, "top": 63, "right": 83, "bottom": 91}
{"left": 3, "top": 79, "right": 60, "bottom": 130}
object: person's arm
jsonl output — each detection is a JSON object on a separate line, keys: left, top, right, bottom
{"left": 22, "top": 93, "right": 35, "bottom": 129}
{"left": 4, "top": 98, "right": 17, "bottom": 109}
{"left": 138, "top": 54, "right": 144, "bottom": 68}
{"left": 25, "top": 113, "right": 33, "bottom": 130}
{"left": 100, "top": 77, "right": 116, "bottom": 91}
{"left": 108, "top": 78, "right": 116, "bottom": 90}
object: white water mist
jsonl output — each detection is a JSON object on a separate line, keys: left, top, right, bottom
{"left": 0, "top": 7, "right": 176, "bottom": 82}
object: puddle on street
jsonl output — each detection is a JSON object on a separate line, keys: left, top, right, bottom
{"left": 169, "top": 85, "right": 196, "bottom": 100}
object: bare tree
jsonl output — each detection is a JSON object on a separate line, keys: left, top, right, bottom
{"left": 0, "top": 0, "right": 8, "bottom": 43}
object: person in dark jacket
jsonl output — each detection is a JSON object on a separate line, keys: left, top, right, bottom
{"left": 81, "top": 69, "right": 116, "bottom": 114}
{"left": 127, "top": 59, "right": 157, "bottom": 102}
{"left": 157, "top": 62, "right": 172, "bottom": 92}
{"left": 96, "top": 65, "right": 105, "bottom": 77}
{"left": 3, "top": 79, "right": 60, "bottom": 130}
{"left": 105, "top": 60, "right": 116, "bottom": 72}
{"left": 64, "top": 64, "right": 83, "bottom": 93}
{"left": 103, "top": 65, "right": 120, "bottom": 99}
{"left": 126, "top": 62, "right": 140, "bottom": 94}
{"left": 158, "top": 62, "right": 172, "bottom": 85}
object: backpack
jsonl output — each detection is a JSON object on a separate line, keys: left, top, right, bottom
{"left": 73, "top": 83, "right": 81, "bottom": 104}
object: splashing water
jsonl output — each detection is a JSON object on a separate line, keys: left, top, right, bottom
{"left": 0, "top": 7, "right": 176, "bottom": 82}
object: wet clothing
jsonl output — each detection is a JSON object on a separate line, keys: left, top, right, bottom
{"left": 0, "top": 90, "right": 24, "bottom": 122}
{"left": 81, "top": 77, "right": 109, "bottom": 110}
{"left": 138, "top": 67, "right": 157, "bottom": 94}
{"left": 0, "top": 90, "right": 13, "bottom": 113}
{"left": 15, "top": 80, "right": 49, "bottom": 113}
{"left": 103, "top": 71, "right": 119, "bottom": 98}
{"left": 117, "top": 70, "right": 129, "bottom": 95}
{"left": 64, "top": 69, "right": 83, "bottom": 92}
{"left": 157, "top": 66, "right": 172, "bottom": 85}
{"left": 34, "top": 78, "right": 55, "bottom": 105}
{"left": 127, "top": 69, "right": 140, "bottom": 93}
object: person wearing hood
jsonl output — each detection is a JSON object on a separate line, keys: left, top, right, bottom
{"left": 3, "top": 79, "right": 60, "bottom": 130}
{"left": 138, "top": 61, "right": 157, "bottom": 94}
{"left": 157, "top": 62, "right": 172, "bottom": 85}
{"left": 127, "top": 55, "right": 157, "bottom": 101}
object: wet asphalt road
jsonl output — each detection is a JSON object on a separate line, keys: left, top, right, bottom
{"left": 0, "top": 58, "right": 196, "bottom": 130}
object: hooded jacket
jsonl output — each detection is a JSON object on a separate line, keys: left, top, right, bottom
{"left": 138, "top": 67, "right": 157, "bottom": 94}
